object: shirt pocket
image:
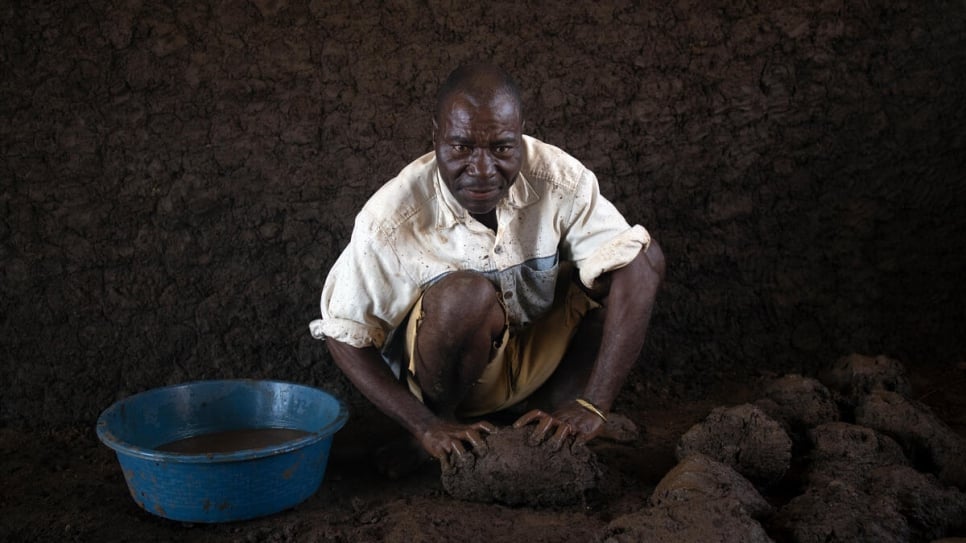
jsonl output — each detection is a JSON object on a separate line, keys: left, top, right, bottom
{"left": 500, "top": 253, "right": 559, "bottom": 328}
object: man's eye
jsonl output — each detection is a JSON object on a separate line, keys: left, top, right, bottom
{"left": 495, "top": 145, "right": 512, "bottom": 154}
{"left": 452, "top": 144, "right": 469, "bottom": 153}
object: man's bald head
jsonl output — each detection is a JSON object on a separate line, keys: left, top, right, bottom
{"left": 434, "top": 64, "right": 524, "bottom": 124}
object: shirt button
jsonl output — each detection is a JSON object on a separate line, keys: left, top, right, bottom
{"left": 494, "top": 245, "right": 503, "bottom": 254}
{"left": 503, "top": 291, "right": 514, "bottom": 299}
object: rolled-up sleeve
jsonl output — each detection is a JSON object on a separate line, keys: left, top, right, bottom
{"left": 564, "top": 169, "right": 651, "bottom": 288}
{"left": 315, "top": 210, "right": 420, "bottom": 349}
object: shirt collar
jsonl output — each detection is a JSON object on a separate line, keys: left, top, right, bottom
{"left": 434, "top": 161, "right": 540, "bottom": 230}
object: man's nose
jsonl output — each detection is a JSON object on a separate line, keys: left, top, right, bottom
{"left": 467, "top": 149, "right": 496, "bottom": 179}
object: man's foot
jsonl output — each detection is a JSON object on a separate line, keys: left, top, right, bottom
{"left": 372, "top": 435, "right": 433, "bottom": 479}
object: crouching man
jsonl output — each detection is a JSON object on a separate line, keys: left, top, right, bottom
{"left": 310, "top": 63, "right": 664, "bottom": 476}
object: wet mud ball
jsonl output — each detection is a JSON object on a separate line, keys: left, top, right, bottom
{"left": 648, "top": 453, "right": 774, "bottom": 519}
{"left": 440, "top": 425, "right": 604, "bottom": 506}
{"left": 602, "top": 498, "right": 774, "bottom": 543}
{"left": 805, "top": 421, "right": 908, "bottom": 487}
{"left": 754, "top": 375, "right": 840, "bottom": 435}
{"left": 856, "top": 390, "right": 966, "bottom": 489}
{"left": 675, "top": 403, "right": 793, "bottom": 486}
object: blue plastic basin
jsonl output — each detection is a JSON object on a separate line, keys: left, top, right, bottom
{"left": 96, "top": 380, "right": 348, "bottom": 523}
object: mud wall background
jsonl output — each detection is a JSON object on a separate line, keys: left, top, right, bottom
{"left": 2, "top": 1, "right": 964, "bottom": 428}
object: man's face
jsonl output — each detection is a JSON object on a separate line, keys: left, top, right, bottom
{"left": 434, "top": 92, "right": 524, "bottom": 216}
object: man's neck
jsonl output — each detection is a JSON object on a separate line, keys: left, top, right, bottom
{"left": 471, "top": 210, "right": 498, "bottom": 231}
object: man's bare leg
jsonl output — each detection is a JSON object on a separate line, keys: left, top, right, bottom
{"left": 376, "top": 271, "right": 505, "bottom": 477}
{"left": 413, "top": 271, "right": 506, "bottom": 416}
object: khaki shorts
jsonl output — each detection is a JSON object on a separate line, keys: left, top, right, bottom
{"left": 404, "top": 276, "right": 600, "bottom": 417}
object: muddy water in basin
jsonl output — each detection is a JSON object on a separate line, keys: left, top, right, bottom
{"left": 156, "top": 428, "right": 312, "bottom": 454}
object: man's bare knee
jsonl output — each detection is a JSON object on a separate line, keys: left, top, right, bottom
{"left": 413, "top": 271, "right": 504, "bottom": 414}
{"left": 422, "top": 271, "right": 503, "bottom": 331}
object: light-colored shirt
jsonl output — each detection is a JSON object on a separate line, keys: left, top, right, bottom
{"left": 310, "top": 135, "right": 650, "bottom": 351}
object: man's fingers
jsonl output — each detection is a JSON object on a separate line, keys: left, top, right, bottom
{"left": 448, "top": 439, "right": 466, "bottom": 458}
{"left": 475, "top": 421, "right": 498, "bottom": 434}
{"left": 439, "top": 449, "right": 452, "bottom": 470}
{"left": 511, "top": 410, "right": 579, "bottom": 450}
{"left": 512, "top": 413, "right": 535, "bottom": 429}
{"left": 550, "top": 423, "right": 573, "bottom": 451}
{"left": 512, "top": 409, "right": 547, "bottom": 429}
{"left": 529, "top": 415, "right": 557, "bottom": 445}
{"left": 462, "top": 429, "right": 487, "bottom": 452}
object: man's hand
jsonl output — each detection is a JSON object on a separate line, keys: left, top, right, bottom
{"left": 418, "top": 420, "right": 497, "bottom": 464}
{"left": 512, "top": 401, "right": 606, "bottom": 451}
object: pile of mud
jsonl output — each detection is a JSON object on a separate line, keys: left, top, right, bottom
{"left": 601, "top": 353, "right": 966, "bottom": 543}
{"left": 442, "top": 354, "right": 966, "bottom": 543}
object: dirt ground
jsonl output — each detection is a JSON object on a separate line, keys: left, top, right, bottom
{"left": 2, "top": 363, "right": 963, "bottom": 542}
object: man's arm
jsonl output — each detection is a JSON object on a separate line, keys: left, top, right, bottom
{"left": 325, "top": 338, "right": 495, "bottom": 460}
{"left": 580, "top": 239, "right": 665, "bottom": 416}
{"left": 515, "top": 240, "right": 665, "bottom": 446}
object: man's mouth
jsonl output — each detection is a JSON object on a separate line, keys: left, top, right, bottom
{"left": 462, "top": 184, "right": 501, "bottom": 201}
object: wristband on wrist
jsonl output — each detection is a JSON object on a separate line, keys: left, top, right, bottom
{"left": 575, "top": 398, "right": 607, "bottom": 422}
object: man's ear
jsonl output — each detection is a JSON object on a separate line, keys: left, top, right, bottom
{"left": 432, "top": 119, "right": 438, "bottom": 145}
{"left": 521, "top": 119, "right": 526, "bottom": 134}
